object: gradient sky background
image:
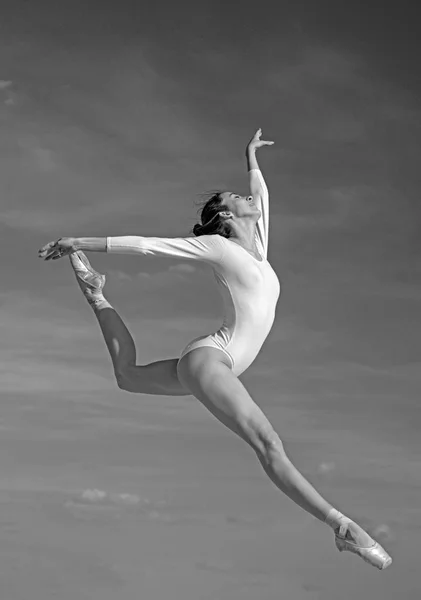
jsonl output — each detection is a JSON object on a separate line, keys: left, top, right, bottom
{"left": 1, "top": 1, "right": 420, "bottom": 599}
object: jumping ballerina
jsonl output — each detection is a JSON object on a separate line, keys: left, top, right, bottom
{"left": 38, "top": 129, "right": 391, "bottom": 570}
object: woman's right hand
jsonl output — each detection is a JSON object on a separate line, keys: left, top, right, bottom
{"left": 247, "top": 128, "right": 274, "bottom": 152}
{"left": 38, "top": 237, "right": 77, "bottom": 261}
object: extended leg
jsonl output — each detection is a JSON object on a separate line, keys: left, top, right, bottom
{"left": 177, "top": 347, "right": 392, "bottom": 569}
{"left": 69, "top": 251, "right": 188, "bottom": 396}
{"left": 178, "top": 348, "right": 334, "bottom": 522}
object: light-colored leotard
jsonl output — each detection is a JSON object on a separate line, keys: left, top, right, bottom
{"left": 106, "top": 169, "right": 281, "bottom": 376}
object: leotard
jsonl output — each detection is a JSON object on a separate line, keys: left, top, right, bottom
{"left": 106, "top": 169, "right": 281, "bottom": 376}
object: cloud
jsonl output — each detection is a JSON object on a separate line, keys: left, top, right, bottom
{"left": 109, "top": 269, "right": 150, "bottom": 282}
{"left": 0, "top": 79, "right": 15, "bottom": 106}
{"left": 77, "top": 489, "right": 140, "bottom": 505}
{"left": 168, "top": 263, "right": 196, "bottom": 274}
{"left": 108, "top": 264, "right": 195, "bottom": 282}
{"left": 372, "top": 524, "right": 394, "bottom": 542}
{"left": 23, "top": 144, "right": 57, "bottom": 172}
{"left": 316, "top": 461, "right": 336, "bottom": 477}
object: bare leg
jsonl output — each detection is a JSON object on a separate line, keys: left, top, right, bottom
{"left": 177, "top": 347, "right": 391, "bottom": 568}
{"left": 93, "top": 305, "right": 188, "bottom": 395}
{"left": 178, "top": 348, "right": 336, "bottom": 522}
{"left": 69, "top": 252, "right": 188, "bottom": 396}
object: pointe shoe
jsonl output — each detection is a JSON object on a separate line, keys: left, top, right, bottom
{"left": 69, "top": 251, "right": 106, "bottom": 297}
{"left": 335, "top": 523, "right": 392, "bottom": 570}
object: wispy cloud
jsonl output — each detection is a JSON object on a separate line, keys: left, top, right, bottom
{"left": 167, "top": 264, "right": 196, "bottom": 274}
{"left": 0, "top": 79, "right": 13, "bottom": 90}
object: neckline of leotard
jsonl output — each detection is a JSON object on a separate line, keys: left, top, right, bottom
{"left": 226, "top": 239, "right": 265, "bottom": 263}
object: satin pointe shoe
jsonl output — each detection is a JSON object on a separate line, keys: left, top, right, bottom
{"left": 335, "top": 522, "right": 392, "bottom": 570}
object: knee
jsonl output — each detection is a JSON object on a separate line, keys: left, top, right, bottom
{"left": 249, "top": 426, "right": 287, "bottom": 466}
{"left": 115, "top": 370, "right": 132, "bottom": 392}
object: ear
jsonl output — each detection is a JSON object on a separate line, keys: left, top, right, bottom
{"left": 219, "top": 211, "right": 233, "bottom": 219}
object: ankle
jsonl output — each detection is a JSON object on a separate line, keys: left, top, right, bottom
{"left": 324, "top": 508, "right": 352, "bottom": 531}
{"left": 86, "top": 294, "right": 111, "bottom": 311}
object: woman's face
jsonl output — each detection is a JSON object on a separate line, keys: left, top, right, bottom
{"left": 219, "top": 191, "right": 261, "bottom": 219}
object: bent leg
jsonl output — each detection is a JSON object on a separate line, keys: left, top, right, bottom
{"left": 177, "top": 347, "right": 334, "bottom": 523}
{"left": 93, "top": 306, "right": 188, "bottom": 395}
{"left": 94, "top": 306, "right": 136, "bottom": 377}
{"left": 120, "top": 357, "right": 189, "bottom": 396}
{"left": 67, "top": 282, "right": 187, "bottom": 398}
{"left": 69, "top": 252, "right": 188, "bottom": 395}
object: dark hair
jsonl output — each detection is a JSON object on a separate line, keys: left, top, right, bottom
{"left": 191, "top": 192, "right": 231, "bottom": 238}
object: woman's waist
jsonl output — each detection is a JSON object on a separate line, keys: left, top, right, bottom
{"left": 218, "top": 313, "right": 275, "bottom": 339}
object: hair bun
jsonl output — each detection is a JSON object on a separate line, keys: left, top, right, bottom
{"left": 193, "top": 223, "right": 203, "bottom": 236}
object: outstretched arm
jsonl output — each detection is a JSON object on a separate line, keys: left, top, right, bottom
{"left": 38, "top": 237, "right": 107, "bottom": 260}
{"left": 74, "top": 238, "right": 107, "bottom": 252}
{"left": 246, "top": 128, "right": 274, "bottom": 259}
{"left": 39, "top": 234, "right": 225, "bottom": 265}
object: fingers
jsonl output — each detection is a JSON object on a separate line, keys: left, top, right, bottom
{"left": 38, "top": 241, "right": 54, "bottom": 259}
{"left": 251, "top": 129, "right": 274, "bottom": 146}
{"left": 254, "top": 140, "right": 274, "bottom": 148}
{"left": 38, "top": 239, "right": 65, "bottom": 261}
{"left": 43, "top": 249, "right": 60, "bottom": 261}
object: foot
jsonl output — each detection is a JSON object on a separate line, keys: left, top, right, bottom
{"left": 334, "top": 520, "right": 392, "bottom": 570}
{"left": 69, "top": 251, "right": 106, "bottom": 306}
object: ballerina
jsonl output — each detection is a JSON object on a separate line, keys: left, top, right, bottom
{"left": 38, "top": 128, "right": 392, "bottom": 570}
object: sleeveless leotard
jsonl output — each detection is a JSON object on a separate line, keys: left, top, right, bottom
{"left": 106, "top": 169, "right": 281, "bottom": 376}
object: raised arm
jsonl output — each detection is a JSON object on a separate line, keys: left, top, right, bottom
{"left": 246, "top": 128, "right": 274, "bottom": 259}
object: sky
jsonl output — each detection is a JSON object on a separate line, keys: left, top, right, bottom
{"left": 1, "top": 1, "right": 420, "bottom": 598}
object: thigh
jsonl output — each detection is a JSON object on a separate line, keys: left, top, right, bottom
{"left": 177, "top": 347, "right": 277, "bottom": 450}
{"left": 123, "top": 358, "right": 189, "bottom": 396}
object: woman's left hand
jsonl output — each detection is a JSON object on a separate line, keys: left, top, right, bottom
{"left": 247, "top": 128, "right": 274, "bottom": 151}
{"left": 38, "top": 237, "right": 76, "bottom": 260}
